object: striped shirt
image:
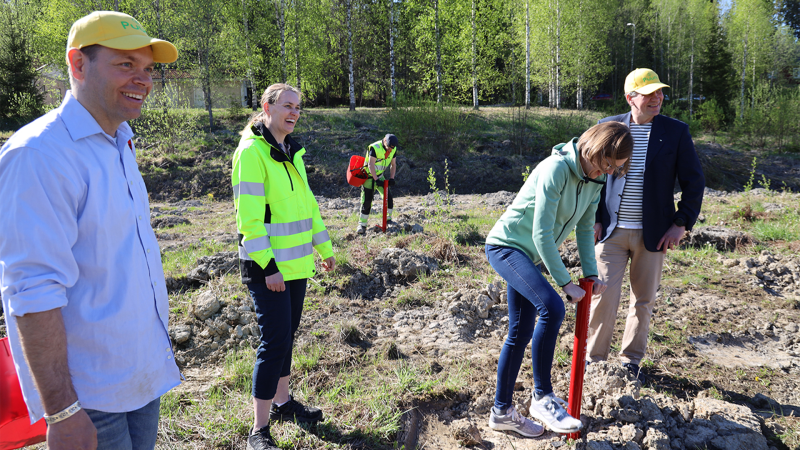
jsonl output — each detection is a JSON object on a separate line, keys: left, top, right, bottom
{"left": 617, "top": 122, "right": 652, "bottom": 227}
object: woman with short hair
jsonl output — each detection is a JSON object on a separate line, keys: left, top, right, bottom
{"left": 485, "top": 121, "right": 633, "bottom": 437}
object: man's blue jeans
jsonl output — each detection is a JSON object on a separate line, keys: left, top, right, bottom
{"left": 84, "top": 397, "right": 160, "bottom": 450}
{"left": 486, "top": 244, "right": 566, "bottom": 410}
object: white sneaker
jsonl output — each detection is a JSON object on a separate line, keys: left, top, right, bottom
{"left": 488, "top": 405, "right": 544, "bottom": 438}
{"left": 528, "top": 393, "right": 581, "bottom": 434}
{"left": 356, "top": 224, "right": 366, "bottom": 235}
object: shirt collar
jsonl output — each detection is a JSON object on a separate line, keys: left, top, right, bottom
{"left": 60, "top": 91, "right": 134, "bottom": 145}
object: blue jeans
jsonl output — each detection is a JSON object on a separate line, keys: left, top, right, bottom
{"left": 486, "top": 244, "right": 566, "bottom": 410}
{"left": 248, "top": 279, "right": 307, "bottom": 400}
{"left": 84, "top": 397, "right": 160, "bottom": 450}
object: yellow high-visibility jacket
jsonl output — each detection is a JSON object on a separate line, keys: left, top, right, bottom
{"left": 232, "top": 122, "right": 333, "bottom": 283}
{"left": 364, "top": 140, "right": 396, "bottom": 179}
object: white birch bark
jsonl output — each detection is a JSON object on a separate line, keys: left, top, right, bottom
{"left": 525, "top": 0, "right": 530, "bottom": 109}
{"left": 347, "top": 0, "right": 355, "bottom": 111}
{"left": 390, "top": 0, "right": 396, "bottom": 103}
{"left": 472, "top": 0, "right": 478, "bottom": 110}
{"left": 277, "top": 0, "right": 286, "bottom": 83}
{"left": 435, "top": 0, "right": 442, "bottom": 104}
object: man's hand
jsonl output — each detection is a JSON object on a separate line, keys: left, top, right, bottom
{"left": 388, "top": 179, "right": 395, "bottom": 186}
{"left": 322, "top": 256, "right": 336, "bottom": 272}
{"left": 586, "top": 276, "right": 607, "bottom": 296}
{"left": 47, "top": 410, "right": 97, "bottom": 450}
{"left": 593, "top": 223, "right": 602, "bottom": 243}
{"left": 657, "top": 224, "right": 686, "bottom": 253}
{"left": 265, "top": 272, "right": 285, "bottom": 292}
{"left": 562, "top": 282, "right": 586, "bottom": 303}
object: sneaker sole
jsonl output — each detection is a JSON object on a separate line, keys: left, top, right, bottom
{"left": 488, "top": 420, "right": 545, "bottom": 438}
{"left": 527, "top": 410, "right": 581, "bottom": 434}
{"left": 269, "top": 413, "right": 323, "bottom": 424}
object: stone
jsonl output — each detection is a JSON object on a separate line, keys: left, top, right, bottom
{"left": 642, "top": 427, "right": 670, "bottom": 450}
{"left": 686, "top": 226, "right": 754, "bottom": 251}
{"left": 451, "top": 420, "right": 482, "bottom": 446}
{"left": 172, "top": 324, "right": 192, "bottom": 344}
{"left": 476, "top": 294, "right": 492, "bottom": 319}
{"left": 640, "top": 398, "right": 666, "bottom": 423}
{"left": 193, "top": 290, "right": 220, "bottom": 320}
{"left": 586, "top": 441, "right": 615, "bottom": 450}
{"left": 621, "top": 424, "right": 643, "bottom": 443}
{"left": 682, "top": 424, "right": 717, "bottom": 449}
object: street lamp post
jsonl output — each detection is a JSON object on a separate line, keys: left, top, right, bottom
{"left": 626, "top": 23, "right": 635, "bottom": 72}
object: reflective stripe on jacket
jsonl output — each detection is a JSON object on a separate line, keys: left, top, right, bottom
{"left": 364, "top": 140, "right": 396, "bottom": 178}
{"left": 232, "top": 122, "right": 333, "bottom": 283}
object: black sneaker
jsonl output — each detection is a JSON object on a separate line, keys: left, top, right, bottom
{"left": 622, "top": 362, "right": 647, "bottom": 385}
{"left": 270, "top": 395, "right": 323, "bottom": 424}
{"left": 247, "top": 426, "right": 279, "bottom": 450}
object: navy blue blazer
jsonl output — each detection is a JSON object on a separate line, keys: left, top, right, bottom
{"left": 595, "top": 112, "right": 705, "bottom": 253}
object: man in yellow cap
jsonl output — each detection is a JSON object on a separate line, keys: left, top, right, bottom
{"left": 0, "top": 11, "right": 180, "bottom": 449}
{"left": 586, "top": 69, "right": 705, "bottom": 384}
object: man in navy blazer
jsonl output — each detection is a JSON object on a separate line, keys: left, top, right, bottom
{"left": 586, "top": 69, "right": 705, "bottom": 383}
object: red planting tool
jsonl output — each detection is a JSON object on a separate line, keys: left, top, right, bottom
{"left": 566, "top": 277, "right": 594, "bottom": 440}
{"left": 381, "top": 179, "right": 389, "bottom": 232}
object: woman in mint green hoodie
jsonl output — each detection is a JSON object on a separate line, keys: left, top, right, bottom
{"left": 485, "top": 121, "right": 632, "bottom": 437}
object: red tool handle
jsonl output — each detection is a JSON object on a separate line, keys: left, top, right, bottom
{"left": 566, "top": 278, "right": 594, "bottom": 440}
{"left": 382, "top": 179, "right": 389, "bottom": 232}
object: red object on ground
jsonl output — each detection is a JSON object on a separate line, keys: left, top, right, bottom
{"left": 0, "top": 337, "right": 47, "bottom": 450}
{"left": 381, "top": 180, "right": 389, "bottom": 232}
{"left": 346, "top": 155, "right": 369, "bottom": 187}
{"left": 566, "top": 278, "right": 594, "bottom": 440}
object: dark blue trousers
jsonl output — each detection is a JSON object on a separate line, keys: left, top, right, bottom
{"left": 248, "top": 278, "right": 307, "bottom": 400}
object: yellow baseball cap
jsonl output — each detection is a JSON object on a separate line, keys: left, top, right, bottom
{"left": 68, "top": 11, "right": 178, "bottom": 63}
{"left": 624, "top": 68, "right": 669, "bottom": 95}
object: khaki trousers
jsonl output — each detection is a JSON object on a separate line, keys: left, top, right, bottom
{"left": 587, "top": 228, "right": 665, "bottom": 365}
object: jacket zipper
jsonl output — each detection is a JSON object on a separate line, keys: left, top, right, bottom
{"left": 283, "top": 163, "right": 294, "bottom": 191}
{"left": 555, "top": 180, "right": 584, "bottom": 243}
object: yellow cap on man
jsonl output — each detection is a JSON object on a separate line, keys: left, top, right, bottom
{"left": 68, "top": 11, "right": 178, "bottom": 63}
{"left": 624, "top": 68, "right": 669, "bottom": 95}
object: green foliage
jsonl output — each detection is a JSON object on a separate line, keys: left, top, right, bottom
{"left": 130, "top": 86, "right": 201, "bottom": 153}
{"left": 0, "top": 18, "right": 44, "bottom": 129}
{"left": 733, "top": 82, "right": 800, "bottom": 152}
{"left": 697, "top": 99, "right": 725, "bottom": 135}
{"left": 383, "top": 92, "right": 479, "bottom": 160}
{"left": 532, "top": 110, "right": 595, "bottom": 155}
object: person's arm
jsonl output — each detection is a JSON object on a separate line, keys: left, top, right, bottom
{"left": 369, "top": 156, "right": 379, "bottom": 181}
{"left": 0, "top": 146, "right": 96, "bottom": 448}
{"left": 17, "top": 310, "right": 97, "bottom": 449}
{"left": 233, "top": 144, "right": 280, "bottom": 287}
{"left": 673, "top": 124, "right": 705, "bottom": 230}
{"left": 530, "top": 159, "right": 574, "bottom": 290}
{"left": 390, "top": 157, "right": 397, "bottom": 180}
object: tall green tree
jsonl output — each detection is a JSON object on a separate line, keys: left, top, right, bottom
{"left": 0, "top": 8, "right": 44, "bottom": 128}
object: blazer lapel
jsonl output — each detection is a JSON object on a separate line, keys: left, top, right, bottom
{"left": 644, "top": 114, "right": 668, "bottom": 170}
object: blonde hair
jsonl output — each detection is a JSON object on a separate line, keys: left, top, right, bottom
{"left": 577, "top": 121, "right": 633, "bottom": 176}
{"left": 245, "top": 83, "right": 302, "bottom": 130}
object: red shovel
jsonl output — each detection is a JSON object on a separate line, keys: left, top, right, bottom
{"left": 1, "top": 337, "right": 46, "bottom": 450}
{"left": 381, "top": 179, "right": 389, "bottom": 232}
{"left": 565, "top": 278, "right": 594, "bottom": 440}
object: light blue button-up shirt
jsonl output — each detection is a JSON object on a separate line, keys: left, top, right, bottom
{"left": 0, "top": 92, "right": 181, "bottom": 421}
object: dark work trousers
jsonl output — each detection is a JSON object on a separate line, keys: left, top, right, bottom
{"left": 360, "top": 179, "right": 394, "bottom": 216}
{"left": 248, "top": 278, "right": 308, "bottom": 400}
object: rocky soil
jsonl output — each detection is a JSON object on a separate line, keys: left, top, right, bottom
{"left": 97, "top": 186, "right": 799, "bottom": 450}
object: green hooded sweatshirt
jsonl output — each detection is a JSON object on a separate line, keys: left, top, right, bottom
{"left": 485, "top": 138, "right": 605, "bottom": 287}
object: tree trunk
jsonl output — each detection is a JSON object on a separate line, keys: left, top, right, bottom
{"left": 275, "top": 0, "right": 287, "bottom": 83}
{"left": 434, "top": 0, "right": 442, "bottom": 104}
{"left": 295, "top": 0, "right": 302, "bottom": 90}
{"left": 347, "top": 0, "right": 355, "bottom": 111}
{"left": 555, "top": 0, "right": 560, "bottom": 109}
{"left": 202, "top": 49, "right": 213, "bottom": 129}
{"left": 389, "top": 0, "right": 396, "bottom": 103}
{"left": 740, "top": 32, "right": 748, "bottom": 118}
{"left": 471, "top": 0, "right": 478, "bottom": 110}
{"left": 243, "top": 0, "right": 257, "bottom": 108}
{"left": 525, "top": 0, "right": 530, "bottom": 109}
{"left": 689, "top": 36, "right": 694, "bottom": 116}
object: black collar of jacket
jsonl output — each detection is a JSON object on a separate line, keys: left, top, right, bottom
{"left": 251, "top": 122, "right": 302, "bottom": 163}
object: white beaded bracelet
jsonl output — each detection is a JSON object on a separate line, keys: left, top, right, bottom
{"left": 44, "top": 400, "right": 82, "bottom": 425}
